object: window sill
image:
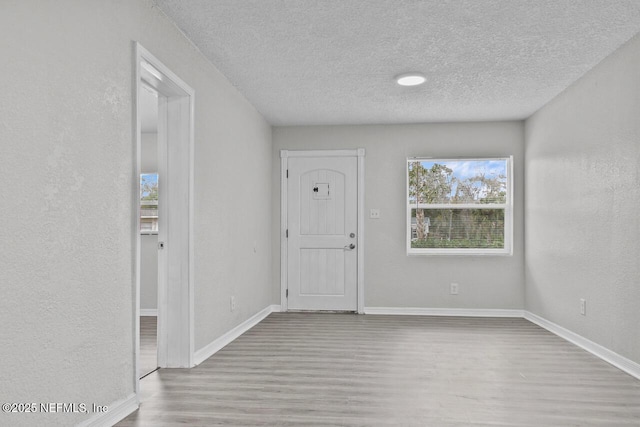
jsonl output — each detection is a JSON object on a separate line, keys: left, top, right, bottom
{"left": 407, "top": 249, "right": 512, "bottom": 256}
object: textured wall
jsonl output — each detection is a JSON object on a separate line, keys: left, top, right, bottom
{"left": 272, "top": 122, "right": 525, "bottom": 310}
{"left": 192, "top": 54, "right": 273, "bottom": 351}
{"left": 141, "top": 132, "right": 158, "bottom": 175}
{"left": 525, "top": 33, "right": 640, "bottom": 364}
{"left": 0, "top": 1, "right": 272, "bottom": 425}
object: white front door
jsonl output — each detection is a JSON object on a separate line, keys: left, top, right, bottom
{"left": 287, "top": 156, "right": 358, "bottom": 311}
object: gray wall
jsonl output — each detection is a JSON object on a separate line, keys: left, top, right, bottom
{"left": 0, "top": 1, "right": 272, "bottom": 426}
{"left": 141, "top": 132, "right": 158, "bottom": 175}
{"left": 525, "top": 33, "right": 640, "bottom": 364}
{"left": 273, "top": 122, "right": 525, "bottom": 309}
{"left": 140, "top": 234, "right": 158, "bottom": 310}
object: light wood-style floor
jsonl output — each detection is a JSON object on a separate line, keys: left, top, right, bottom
{"left": 139, "top": 316, "right": 158, "bottom": 378}
{"left": 120, "top": 313, "right": 640, "bottom": 426}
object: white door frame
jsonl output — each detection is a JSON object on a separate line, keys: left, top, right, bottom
{"left": 134, "top": 43, "right": 195, "bottom": 396}
{"left": 280, "top": 149, "right": 365, "bottom": 313}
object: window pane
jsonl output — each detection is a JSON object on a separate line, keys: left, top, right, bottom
{"left": 140, "top": 173, "right": 158, "bottom": 232}
{"left": 408, "top": 159, "right": 507, "bottom": 205}
{"left": 410, "top": 208, "right": 505, "bottom": 249}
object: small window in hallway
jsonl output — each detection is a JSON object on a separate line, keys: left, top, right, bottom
{"left": 140, "top": 173, "right": 158, "bottom": 233}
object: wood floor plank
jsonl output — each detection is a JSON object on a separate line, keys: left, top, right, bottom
{"left": 119, "top": 313, "right": 640, "bottom": 426}
{"left": 139, "top": 316, "right": 157, "bottom": 378}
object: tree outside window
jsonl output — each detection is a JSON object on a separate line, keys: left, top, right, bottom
{"left": 140, "top": 173, "right": 158, "bottom": 233}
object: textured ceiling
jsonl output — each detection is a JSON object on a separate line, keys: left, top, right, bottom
{"left": 154, "top": 0, "right": 640, "bottom": 126}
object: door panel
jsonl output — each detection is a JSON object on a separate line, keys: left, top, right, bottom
{"left": 299, "top": 248, "right": 345, "bottom": 296}
{"left": 287, "top": 156, "right": 357, "bottom": 311}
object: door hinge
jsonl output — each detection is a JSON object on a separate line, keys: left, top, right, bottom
{"left": 286, "top": 169, "right": 289, "bottom": 178}
{"left": 286, "top": 229, "right": 288, "bottom": 238}
{"left": 286, "top": 289, "right": 288, "bottom": 298}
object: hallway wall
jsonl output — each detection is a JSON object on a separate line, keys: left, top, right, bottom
{"left": 0, "top": 1, "right": 272, "bottom": 425}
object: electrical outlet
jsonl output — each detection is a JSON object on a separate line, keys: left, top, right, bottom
{"left": 450, "top": 283, "right": 459, "bottom": 295}
{"left": 230, "top": 296, "right": 236, "bottom": 312}
{"left": 369, "top": 209, "right": 381, "bottom": 219}
{"left": 580, "top": 298, "right": 586, "bottom": 315}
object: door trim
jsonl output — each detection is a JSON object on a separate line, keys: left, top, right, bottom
{"left": 280, "top": 149, "right": 365, "bottom": 313}
{"left": 134, "top": 43, "right": 195, "bottom": 397}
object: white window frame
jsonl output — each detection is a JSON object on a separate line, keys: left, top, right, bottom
{"left": 406, "top": 156, "right": 513, "bottom": 256}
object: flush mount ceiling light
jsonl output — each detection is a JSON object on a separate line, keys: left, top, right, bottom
{"left": 395, "top": 72, "right": 426, "bottom": 86}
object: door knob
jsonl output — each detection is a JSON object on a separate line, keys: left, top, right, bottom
{"left": 344, "top": 243, "right": 355, "bottom": 250}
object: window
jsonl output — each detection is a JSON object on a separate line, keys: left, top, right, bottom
{"left": 140, "top": 173, "right": 158, "bottom": 233}
{"left": 407, "top": 157, "right": 512, "bottom": 255}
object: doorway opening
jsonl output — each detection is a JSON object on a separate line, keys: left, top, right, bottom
{"left": 139, "top": 83, "right": 159, "bottom": 379}
{"left": 135, "top": 43, "right": 195, "bottom": 397}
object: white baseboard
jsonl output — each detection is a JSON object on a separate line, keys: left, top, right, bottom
{"left": 364, "top": 307, "right": 524, "bottom": 317}
{"left": 524, "top": 311, "right": 640, "bottom": 380}
{"left": 139, "top": 309, "right": 157, "bottom": 316}
{"left": 194, "top": 304, "right": 281, "bottom": 366}
{"left": 76, "top": 393, "right": 137, "bottom": 427}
